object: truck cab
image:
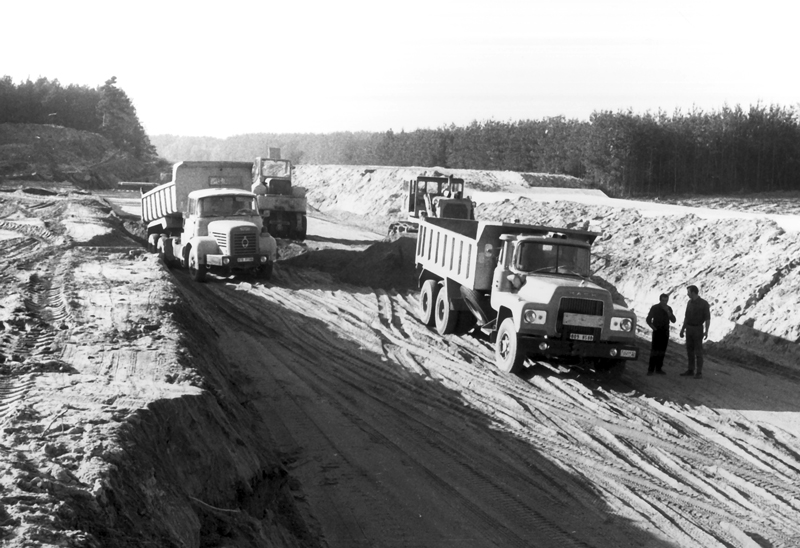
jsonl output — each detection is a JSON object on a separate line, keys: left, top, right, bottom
{"left": 167, "top": 189, "right": 276, "bottom": 282}
{"left": 490, "top": 233, "right": 637, "bottom": 373}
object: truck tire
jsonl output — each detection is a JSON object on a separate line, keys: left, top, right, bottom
{"left": 419, "top": 280, "right": 438, "bottom": 326}
{"left": 261, "top": 263, "right": 273, "bottom": 281}
{"left": 147, "top": 233, "right": 159, "bottom": 253}
{"left": 188, "top": 252, "right": 206, "bottom": 282}
{"left": 495, "top": 317, "right": 525, "bottom": 374}
{"left": 434, "top": 285, "right": 457, "bottom": 335}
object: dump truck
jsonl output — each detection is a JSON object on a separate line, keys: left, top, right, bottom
{"left": 416, "top": 217, "right": 638, "bottom": 375}
{"left": 388, "top": 175, "right": 475, "bottom": 236}
{"left": 251, "top": 148, "right": 307, "bottom": 240}
{"left": 141, "top": 161, "right": 277, "bottom": 282}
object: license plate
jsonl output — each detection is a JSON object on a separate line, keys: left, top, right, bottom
{"left": 570, "top": 333, "right": 594, "bottom": 341}
{"left": 621, "top": 349, "right": 637, "bottom": 358}
{"left": 237, "top": 257, "right": 254, "bottom": 263}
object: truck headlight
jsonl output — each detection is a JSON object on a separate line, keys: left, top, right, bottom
{"left": 222, "top": 257, "right": 230, "bottom": 265}
{"left": 260, "top": 256, "right": 267, "bottom": 263}
{"left": 610, "top": 317, "right": 633, "bottom": 332}
{"left": 523, "top": 309, "right": 547, "bottom": 324}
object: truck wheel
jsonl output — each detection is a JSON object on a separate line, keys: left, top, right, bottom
{"left": 147, "top": 234, "right": 159, "bottom": 253}
{"left": 188, "top": 252, "right": 206, "bottom": 282}
{"left": 418, "top": 280, "right": 438, "bottom": 326}
{"left": 495, "top": 317, "right": 525, "bottom": 374}
{"left": 434, "top": 285, "right": 457, "bottom": 335}
{"left": 261, "top": 263, "right": 273, "bottom": 281}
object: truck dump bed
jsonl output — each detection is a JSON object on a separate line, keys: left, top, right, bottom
{"left": 141, "top": 161, "right": 253, "bottom": 225}
{"left": 416, "top": 218, "right": 598, "bottom": 291}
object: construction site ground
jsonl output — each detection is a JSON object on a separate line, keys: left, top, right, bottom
{"left": 2, "top": 168, "right": 800, "bottom": 548}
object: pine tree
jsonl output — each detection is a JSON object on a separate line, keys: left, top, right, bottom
{"left": 96, "top": 76, "right": 156, "bottom": 160}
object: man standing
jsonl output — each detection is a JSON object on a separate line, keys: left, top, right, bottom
{"left": 646, "top": 293, "right": 676, "bottom": 375}
{"left": 679, "top": 285, "right": 711, "bottom": 379}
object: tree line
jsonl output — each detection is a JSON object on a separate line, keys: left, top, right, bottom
{"left": 4, "top": 74, "right": 798, "bottom": 197}
{"left": 0, "top": 75, "right": 156, "bottom": 161}
{"left": 153, "top": 104, "right": 800, "bottom": 197}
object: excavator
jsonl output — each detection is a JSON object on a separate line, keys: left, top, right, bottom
{"left": 387, "top": 175, "right": 475, "bottom": 237}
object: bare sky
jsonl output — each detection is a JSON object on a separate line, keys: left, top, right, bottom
{"left": 4, "top": 0, "right": 798, "bottom": 137}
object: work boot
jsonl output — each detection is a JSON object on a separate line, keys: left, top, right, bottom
{"left": 656, "top": 370, "right": 666, "bottom": 375}
{"left": 694, "top": 373, "right": 703, "bottom": 379}
{"left": 679, "top": 370, "right": 694, "bottom": 377}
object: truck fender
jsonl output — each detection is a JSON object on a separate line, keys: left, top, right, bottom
{"left": 259, "top": 233, "right": 278, "bottom": 261}
{"left": 490, "top": 307, "right": 516, "bottom": 343}
{"left": 187, "top": 237, "right": 221, "bottom": 265}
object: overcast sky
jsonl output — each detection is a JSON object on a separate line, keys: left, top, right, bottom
{"left": 4, "top": 0, "right": 798, "bottom": 138}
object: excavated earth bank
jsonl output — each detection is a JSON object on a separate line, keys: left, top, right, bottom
{"left": 2, "top": 164, "right": 800, "bottom": 547}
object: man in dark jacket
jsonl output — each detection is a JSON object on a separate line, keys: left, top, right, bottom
{"left": 646, "top": 293, "right": 676, "bottom": 375}
{"left": 679, "top": 285, "right": 711, "bottom": 379}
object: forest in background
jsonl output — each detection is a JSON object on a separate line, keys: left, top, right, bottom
{"left": 0, "top": 76, "right": 156, "bottom": 161}
{"left": 3, "top": 75, "right": 798, "bottom": 198}
{"left": 152, "top": 104, "right": 800, "bottom": 198}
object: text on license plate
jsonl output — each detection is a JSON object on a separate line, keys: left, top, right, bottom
{"left": 237, "top": 257, "right": 254, "bottom": 263}
{"left": 569, "top": 333, "right": 594, "bottom": 341}
{"left": 621, "top": 349, "right": 637, "bottom": 358}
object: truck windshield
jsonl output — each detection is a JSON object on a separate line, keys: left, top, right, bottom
{"left": 200, "top": 195, "right": 257, "bottom": 217}
{"left": 516, "top": 241, "right": 590, "bottom": 276}
{"left": 259, "top": 160, "right": 291, "bottom": 178}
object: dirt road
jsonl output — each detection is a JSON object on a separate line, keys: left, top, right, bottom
{"left": 163, "top": 205, "right": 800, "bottom": 547}
{"left": 3, "top": 186, "right": 800, "bottom": 547}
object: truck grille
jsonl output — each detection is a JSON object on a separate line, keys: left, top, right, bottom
{"left": 231, "top": 231, "right": 257, "bottom": 254}
{"left": 211, "top": 230, "right": 257, "bottom": 255}
{"left": 557, "top": 297, "right": 604, "bottom": 340}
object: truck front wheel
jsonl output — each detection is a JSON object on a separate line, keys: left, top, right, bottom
{"left": 434, "top": 285, "right": 457, "bottom": 335}
{"left": 188, "top": 252, "right": 206, "bottom": 282}
{"left": 495, "top": 317, "right": 525, "bottom": 374}
{"left": 419, "top": 280, "right": 438, "bottom": 326}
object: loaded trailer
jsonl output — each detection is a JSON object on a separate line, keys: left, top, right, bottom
{"left": 141, "top": 161, "right": 277, "bottom": 282}
{"left": 415, "top": 217, "right": 638, "bottom": 375}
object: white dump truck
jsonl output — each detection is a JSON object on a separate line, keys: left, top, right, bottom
{"left": 416, "top": 217, "right": 638, "bottom": 375}
{"left": 141, "top": 161, "right": 277, "bottom": 282}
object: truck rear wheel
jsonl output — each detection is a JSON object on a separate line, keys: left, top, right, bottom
{"left": 495, "top": 317, "right": 525, "bottom": 374}
{"left": 419, "top": 280, "right": 438, "bottom": 326}
{"left": 434, "top": 285, "right": 457, "bottom": 335}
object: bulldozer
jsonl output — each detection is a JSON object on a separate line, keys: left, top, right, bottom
{"left": 251, "top": 148, "right": 307, "bottom": 240}
{"left": 388, "top": 175, "right": 475, "bottom": 237}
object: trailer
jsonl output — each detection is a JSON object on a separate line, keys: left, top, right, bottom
{"left": 416, "top": 217, "right": 638, "bottom": 375}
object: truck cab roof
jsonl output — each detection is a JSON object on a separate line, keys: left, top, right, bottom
{"left": 513, "top": 235, "right": 592, "bottom": 248}
{"left": 189, "top": 188, "right": 256, "bottom": 199}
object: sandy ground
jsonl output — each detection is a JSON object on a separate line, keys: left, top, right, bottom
{"left": 2, "top": 172, "right": 800, "bottom": 547}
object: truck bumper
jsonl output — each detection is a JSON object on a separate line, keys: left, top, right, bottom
{"left": 206, "top": 254, "right": 269, "bottom": 270}
{"left": 518, "top": 335, "right": 638, "bottom": 362}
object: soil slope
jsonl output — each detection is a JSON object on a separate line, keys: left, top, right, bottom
{"left": 2, "top": 164, "right": 800, "bottom": 548}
